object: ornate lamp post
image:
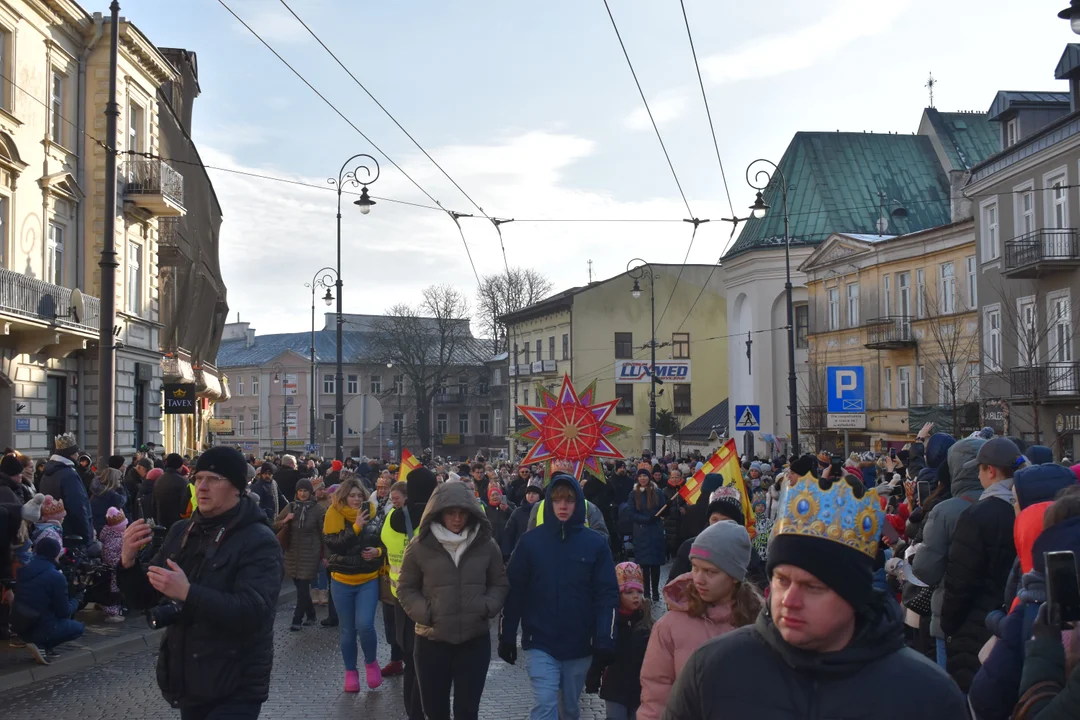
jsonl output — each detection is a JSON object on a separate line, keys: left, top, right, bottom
{"left": 627, "top": 258, "right": 659, "bottom": 455}
{"left": 270, "top": 362, "right": 286, "bottom": 455}
{"left": 305, "top": 268, "right": 337, "bottom": 447}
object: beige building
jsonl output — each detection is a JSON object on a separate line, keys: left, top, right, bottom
{"left": 501, "top": 264, "right": 728, "bottom": 458}
{"left": 799, "top": 222, "right": 980, "bottom": 452}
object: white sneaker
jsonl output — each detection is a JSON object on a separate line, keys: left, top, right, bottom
{"left": 25, "top": 643, "right": 48, "bottom": 665}
{"left": 104, "top": 615, "right": 125, "bottom": 623}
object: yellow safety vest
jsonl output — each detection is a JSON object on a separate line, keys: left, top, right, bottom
{"left": 534, "top": 499, "right": 591, "bottom": 528}
{"left": 381, "top": 508, "right": 409, "bottom": 599}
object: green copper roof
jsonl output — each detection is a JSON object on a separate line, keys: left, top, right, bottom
{"left": 923, "top": 109, "right": 1000, "bottom": 171}
{"left": 725, "top": 131, "right": 953, "bottom": 259}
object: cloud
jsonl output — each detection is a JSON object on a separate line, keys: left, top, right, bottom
{"left": 702, "top": 0, "right": 910, "bottom": 86}
{"left": 202, "top": 131, "right": 727, "bottom": 338}
{"left": 624, "top": 90, "right": 688, "bottom": 131}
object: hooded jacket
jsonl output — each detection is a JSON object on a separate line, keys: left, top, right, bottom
{"left": 116, "top": 495, "right": 283, "bottom": 709}
{"left": 638, "top": 573, "right": 739, "bottom": 720}
{"left": 916, "top": 433, "right": 957, "bottom": 489}
{"left": 396, "top": 482, "right": 509, "bottom": 645}
{"left": 273, "top": 466, "right": 301, "bottom": 503}
{"left": 39, "top": 456, "right": 93, "bottom": 544}
{"left": 14, "top": 554, "right": 79, "bottom": 634}
{"left": 660, "top": 597, "right": 966, "bottom": 720}
{"left": 153, "top": 468, "right": 191, "bottom": 530}
{"left": 90, "top": 477, "right": 127, "bottom": 534}
{"left": 501, "top": 496, "right": 535, "bottom": 559}
{"left": 501, "top": 474, "right": 619, "bottom": 661}
{"left": 910, "top": 437, "right": 985, "bottom": 638}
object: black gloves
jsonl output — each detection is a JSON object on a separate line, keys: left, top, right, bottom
{"left": 498, "top": 640, "right": 517, "bottom": 665}
{"left": 1032, "top": 602, "right": 1062, "bottom": 641}
{"left": 584, "top": 665, "right": 603, "bottom": 694}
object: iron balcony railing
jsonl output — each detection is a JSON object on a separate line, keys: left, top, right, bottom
{"left": 158, "top": 216, "right": 180, "bottom": 246}
{"left": 1004, "top": 228, "right": 1080, "bottom": 270}
{"left": 1010, "top": 362, "right": 1080, "bottom": 398}
{"left": 864, "top": 316, "right": 915, "bottom": 347}
{"left": 0, "top": 267, "right": 100, "bottom": 333}
{"left": 121, "top": 158, "right": 184, "bottom": 207}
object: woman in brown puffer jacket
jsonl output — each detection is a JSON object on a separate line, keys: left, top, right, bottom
{"left": 273, "top": 478, "right": 325, "bottom": 632}
{"left": 397, "top": 481, "right": 509, "bottom": 720}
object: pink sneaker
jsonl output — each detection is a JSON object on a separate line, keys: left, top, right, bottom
{"left": 344, "top": 670, "right": 360, "bottom": 693}
{"left": 365, "top": 661, "right": 382, "bottom": 689}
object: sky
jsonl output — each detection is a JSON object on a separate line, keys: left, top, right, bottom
{"left": 118, "top": 0, "right": 1076, "bottom": 335}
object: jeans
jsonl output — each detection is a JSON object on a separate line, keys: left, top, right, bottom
{"left": 179, "top": 703, "right": 261, "bottom": 720}
{"left": 383, "top": 601, "right": 403, "bottom": 662}
{"left": 525, "top": 649, "right": 592, "bottom": 720}
{"left": 26, "top": 619, "right": 84, "bottom": 651}
{"left": 331, "top": 578, "right": 379, "bottom": 670}
{"left": 936, "top": 637, "right": 947, "bottom": 670}
{"left": 293, "top": 579, "right": 315, "bottom": 624}
{"left": 605, "top": 701, "right": 635, "bottom": 720}
{"left": 414, "top": 634, "right": 491, "bottom": 720}
{"left": 313, "top": 564, "right": 328, "bottom": 591}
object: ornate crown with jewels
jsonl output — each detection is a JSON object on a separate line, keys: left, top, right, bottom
{"left": 772, "top": 472, "right": 885, "bottom": 558}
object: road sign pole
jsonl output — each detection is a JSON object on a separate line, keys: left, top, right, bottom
{"left": 844, "top": 429, "right": 849, "bottom": 456}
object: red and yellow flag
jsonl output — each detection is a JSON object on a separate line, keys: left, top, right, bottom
{"left": 397, "top": 448, "right": 422, "bottom": 482}
{"left": 679, "top": 438, "right": 756, "bottom": 540}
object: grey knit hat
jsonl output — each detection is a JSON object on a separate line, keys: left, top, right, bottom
{"left": 689, "top": 519, "right": 751, "bottom": 581}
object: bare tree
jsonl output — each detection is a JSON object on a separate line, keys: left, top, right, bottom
{"left": 476, "top": 267, "right": 554, "bottom": 354}
{"left": 919, "top": 291, "right": 982, "bottom": 436}
{"left": 367, "top": 285, "right": 485, "bottom": 449}
{"left": 800, "top": 342, "right": 831, "bottom": 452}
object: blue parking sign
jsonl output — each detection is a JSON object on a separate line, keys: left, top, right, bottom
{"left": 827, "top": 366, "right": 865, "bottom": 413}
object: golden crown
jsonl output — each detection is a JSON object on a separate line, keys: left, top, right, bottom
{"left": 172, "top": 388, "right": 187, "bottom": 398}
{"left": 773, "top": 472, "right": 884, "bottom": 558}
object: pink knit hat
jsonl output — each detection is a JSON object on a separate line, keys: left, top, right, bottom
{"left": 615, "top": 562, "right": 644, "bottom": 593}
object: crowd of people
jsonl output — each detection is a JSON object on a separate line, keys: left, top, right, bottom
{"left": 2, "top": 423, "right": 1080, "bottom": 718}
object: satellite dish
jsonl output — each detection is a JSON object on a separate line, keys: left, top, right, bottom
{"left": 344, "top": 394, "right": 384, "bottom": 435}
{"left": 876, "top": 217, "right": 889, "bottom": 234}
{"left": 69, "top": 288, "right": 84, "bottom": 324}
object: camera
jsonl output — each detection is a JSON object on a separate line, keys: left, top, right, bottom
{"left": 146, "top": 600, "right": 184, "bottom": 630}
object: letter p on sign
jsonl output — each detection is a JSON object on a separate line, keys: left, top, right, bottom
{"left": 837, "top": 370, "right": 857, "bottom": 394}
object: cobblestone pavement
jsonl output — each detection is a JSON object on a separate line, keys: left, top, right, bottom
{"left": 1, "top": 576, "right": 673, "bottom": 720}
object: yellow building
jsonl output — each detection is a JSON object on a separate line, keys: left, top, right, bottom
{"left": 501, "top": 264, "right": 728, "bottom": 458}
{"left": 799, "top": 222, "right": 980, "bottom": 452}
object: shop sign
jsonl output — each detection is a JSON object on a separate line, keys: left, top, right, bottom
{"left": 614, "top": 360, "right": 691, "bottom": 383}
{"left": 1055, "top": 412, "right": 1080, "bottom": 434}
{"left": 163, "top": 383, "right": 197, "bottom": 415}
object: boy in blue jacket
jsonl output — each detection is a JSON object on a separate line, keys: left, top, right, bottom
{"left": 14, "top": 535, "right": 84, "bottom": 664}
{"left": 499, "top": 472, "right": 619, "bottom": 720}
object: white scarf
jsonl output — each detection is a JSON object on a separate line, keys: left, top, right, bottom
{"left": 430, "top": 522, "right": 478, "bottom": 567}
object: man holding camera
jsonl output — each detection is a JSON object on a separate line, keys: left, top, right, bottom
{"left": 116, "top": 446, "right": 283, "bottom": 720}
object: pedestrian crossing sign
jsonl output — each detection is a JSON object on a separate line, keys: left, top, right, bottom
{"left": 734, "top": 404, "right": 760, "bottom": 432}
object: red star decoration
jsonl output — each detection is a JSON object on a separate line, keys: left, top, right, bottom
{"left": 515, "top": 374, "right": 625, "bottom": 479}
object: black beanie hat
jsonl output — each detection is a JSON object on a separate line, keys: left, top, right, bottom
{"left": 767, "top": 534, "right": 874, "bottom": 612}
{"left": 0, "top": 454, "right": 23, "bottom": 478}
{"left": 194, "top": 446, "right": 249, "bottom": 492}
{"left": 707, "top": 498, "right": 745, "bottom": 528}
{"left": 296, "top": 478, "right": 314, "bottom": 495}
{"left": 107, "top": 455, "right": 126, "bottom": 470}
{"left": 165, "top": 453, "right": 185, "bottom": 470}
{"left": 406, "top": 467, "right": 437, "bottom": 507}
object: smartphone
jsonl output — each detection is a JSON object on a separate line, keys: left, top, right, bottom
{"left": 917, "top": 481, "right": 931, "bottom": 505}
{"left": 881, "top": 519, "right": 901, "bottom": 545}
{"left": 1045, "top": 550, "right": 1080, "bottom": 623}
{"left": 889, "top": 448, "right": 897, "bottom": 459}
{"left": 829, "top": 455, "right": 844, "bottom": 475}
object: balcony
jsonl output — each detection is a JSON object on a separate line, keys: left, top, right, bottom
{"left": 864, "top": 316, "right": 916, "bottom": 350}
{"left": 1010, "top": 362, "right": 1080, "bottom": 400}
{"left": 121, "top": 159, "right": 185, "bottom": 217}
{"left": 434, "top": 392, "right": 465, "bottom": 405}
{"left": 531, "top": 359, "right": 557, "bottom": 375}
{"left": 1003, "top": 229, "right": 1080, "bottom": 279}
{"left": 0, "top": 267, "right": 101, "bottom": 354}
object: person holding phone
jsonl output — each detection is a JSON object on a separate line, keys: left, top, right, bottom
{"left": 323, "top": 475, "right": 385, "bottom": 693}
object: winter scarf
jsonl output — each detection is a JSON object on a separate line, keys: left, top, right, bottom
{"left": 430, "top": 521, "right": 478, "bottom": 567}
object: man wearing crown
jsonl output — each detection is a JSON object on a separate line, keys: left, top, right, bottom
{"left": 662, "top": 455, "right": 966, "bottom": 719}
{"left": 38, "top": 432, "right": 94, "bottom": 547}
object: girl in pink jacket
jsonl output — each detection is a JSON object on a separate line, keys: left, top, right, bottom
{"left": 637, "top": 520, "right": 763, "bottom": 720}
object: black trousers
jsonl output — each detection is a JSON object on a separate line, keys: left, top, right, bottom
{"left": 293, "top": 579, "right": 315, "bottom": 624}
{"left": 414, "top": 634, "right": 491, "bottom": 720}
{"left": 180, "top": 703, "right": 261, "bottom": 720}
{"left": 382, "top": 601, "right": 403, "bottom": 661}
{"left": 394, "top": 603, "right": 424, "bottom": 720}
{"left": 642, "top": 564, "right": 661, "bottom": 599}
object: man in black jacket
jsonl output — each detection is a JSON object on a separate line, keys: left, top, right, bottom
{"left": 117, "top": 446, "right": 283, "bottom": 720}
{"left": 38, "top": 433, "right": 93, "bottom": 546}
{"left": 273, "top": 454, "right": 301, "bottom": 502}
{"left": 249, "top": 462, "right": 277, "bottom": 521}
{"left": 153, "top": 454, "right": 191, "bottom": 531}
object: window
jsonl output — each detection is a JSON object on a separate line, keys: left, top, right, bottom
{"left": 1016, "top": 186, "right": 1035, "bottom": 236}
{"left": 524, "top": 343, "right": 530, "bottom": 364}
{"left": 1049, "top": 293, "right": 1073, "bottom": 365}
{"left": 984, "top": 306, "right": 1002, "bottom": 371}
{"left": 50, "top": 72, "right": 65, "bottom": 145}
{"left": 673, "top": 384, "right": 691, "bottom": 415}
{"left": 827, "top": 287, "right": 840, "bottom": 330}
{"left": 883, "top": 275, "right": 892, "bottom": 316}
{"left": 795, "top": 304, "right": 808, "bottom": 348}
{"left": 562, "top": 333, "right": 569, "bottom": 360}
{"left": 251, "top": 412, "right": 259, "bottom": 434}
{"left": 394, "top": 374, "right": 404, "bottom": 394}
{"left": 846, "top": 283, "right": 859, "bottom": 327}
{"left": 324, "top": 412, "right": 335, "bottom": 437}
{"left": 531, "top": 339, "right": 539, "bottom": 361}
{"left": 323, "top": 374, "right": 335, "bottom": 394}
{"left": 897, "top": 366, "right": 911, "bottom": 409}
{"left": 523, "top": 388, "right": 529, "bottom": 406}
{"left": 479, "top": 413, "right": 491, "bottom": 435}
{"left": 0, "top": 30, "right": 10, "bottom": 111}
{"left": 883, "top": 367, "right": 893, "bottom": 408}
{"left": 479, "top": 376, "right": 489, "bottom": 394}
{"left": 548, "top": 336, "right": 555, "bottom": 361}
{"left": 436, "top": 413, "right": 448, "bottom": 435}
{"left": 938, "top": 364, "right": 956, "bottom": 404}
{"left": 916, "top": 365, "right": 925, "bottom": 404}
{"left": 1018, "top": 297, "right": 1038, "bottom": 366}
{"left": 981, "top": 202, "right": 999, "bottom": 260}
{"left": 494, "top": 408, "right": 503, "bottom": 436}
{"left": 46, "top": 376, "right": 66, "bottom": 446}
{"left": 346, "top": 375, "right": 358, "bottom": 394}
{"left": 615, "top": 384, "right": 634, "bottom": 414}
{"left": 966, "top": 255, "right": 977, "bottom": 309}
{"left": 491, "top": 368, "right": 501, "bottom": 387}
{"left": 370, "top": 375, "right": 382, "bottom": 394}
{"left": 47, "top": 223, "right": 63, "bottom": 285}
{"left": 916, "top": 268, "right": 926, "bottom": 319}
{"left": 127, "top": 101, "right": 144, "bottom": 153}
{"left": 236, "top": 377, "right": 244, "bottom": 396}
{"left": 126, "top": 241, "right": 142, "bottom": 313}
{"left": 392, "top": 412, "right": 403, "bottom": 434}
{"left": 672, "top": 332, "right": 690, "bottom": 359}
{"left": 1006, "top": 118, "right": 1018, "bottom": 148}
{"left": 252, "top": 375, "right": 259, "bottom": 396}
{"left": 967, "top": 362, "right": 980, "bottom": 402}
{"left": 897, "top": 272, "right": 911, "bottom": 319}
{"left": 1049, "top": 174, "right": 1069, "bottom": 229}
{"left": 237, "top": 415, "right": 244, "bottom": 437}
{"left": 939, "top": 262, "right": 955, "bottom": 314}
{"left": 614, "top": 332, "right": 633, "bottom": 359}
{"left": 457, "top": 375, "right": 468, "bottom": 395}
{"left": 513, "top": 342, "right": 519, "bottom": 367}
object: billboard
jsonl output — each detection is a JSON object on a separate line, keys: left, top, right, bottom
{"left": 207, "top": 418, "right": 233, "bottom": 434}
{"left": 614, "top": 360, "right": 690, "bottom": 383}
{"left": 284, "top": 373, "right": 298, "bottom": 396}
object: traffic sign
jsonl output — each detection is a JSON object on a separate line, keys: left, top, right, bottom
{"left": 827, "top": 366, "right": 865, "bottom": 413}
{"left": 827, "top": 413, "right": 866, "bottom": 429}
{"left": 305, "top": 443, "right": 319, "bottom": 453}
{"left": 734, "top": 404, "right": 761, "bottom": 431}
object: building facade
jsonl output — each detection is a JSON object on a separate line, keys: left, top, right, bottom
{"left": 501, "top": 264, "right": 728, "bottom": 459}
{"left": 969, "top": 44, "right": 1080, "bottom": 456}
{"left": 800, "top": 224, "right": 980, "bottom": 453}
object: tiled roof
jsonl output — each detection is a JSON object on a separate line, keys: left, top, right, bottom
{"left": 724, "top": 131, "right": 953, "bottom": 259}
{"left": 680, "top": 398, "right": 728, "bottom": 440}
{"left": 216, "top": 329, "right": 487, "bottom": 368}
{"left": 922, "top": 109, "right": 999, "bottom": 171}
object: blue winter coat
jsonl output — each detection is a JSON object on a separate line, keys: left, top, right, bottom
{"left": 915, "top": 433, "right": 957, "bottom": 489}
{"left": 628, "top": 485, "right": 667, "bottom": 566}
{"left": 14, "top": 555, "right": 78, "bottom": 635}
{"left": 501, "top": 474, "right": 618, "bottom": 661}
{"left": 90, "top": 486, "right": 128, "bottom": 533}
{"left": 38, "top": 459, "right": 93, "bottom": 544}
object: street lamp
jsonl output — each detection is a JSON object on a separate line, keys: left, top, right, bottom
{"left": 387, "top": 360, "right": 403, "bottom": 462}
{"left": 627, "top": 258, "right": 660, "bottom": 455}
{"left": 746, "top": 158, "right": 799, "bottom": 457}
{"left": 1060, "top": 1, "right": 1080, "bottom": 34}
{"left": 305, "top": 267, "right": 338, "bottom": 447}
{"left": 328, "top": 154, "right": 380, "bottom": 462}
{"left": 271, "top": 362, "right": 287, "bottom": 455}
